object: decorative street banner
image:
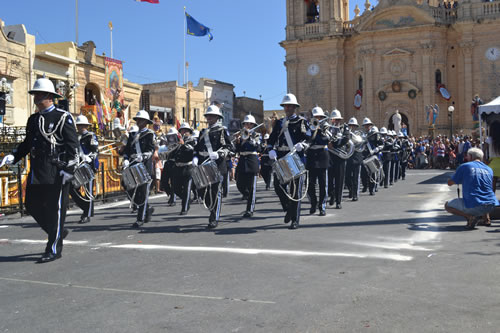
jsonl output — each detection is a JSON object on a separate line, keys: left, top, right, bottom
{"left": 437, "top": 84, "right": 451, "bottom": 101}
{"left": 105, "top": 57, "right": 124, "bottom": 121}
{"left": 354, "top": 90, "right": 362, "bottom": 109}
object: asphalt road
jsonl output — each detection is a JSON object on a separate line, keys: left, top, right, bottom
{"left": 1, "top": 169, "right": 500, "bottom": 333}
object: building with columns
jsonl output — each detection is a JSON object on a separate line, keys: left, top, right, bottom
{"left": 281, "top": 0, "right": 500, "bottom": 136}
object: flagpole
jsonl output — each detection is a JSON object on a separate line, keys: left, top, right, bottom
{"left": 109, "top": 22, "right": 113, "bottom": 58}
{"left": 183, "top": 6, "right": 186, "bottom": 87}
{"left": 75, "top": 0, "right": 79, "bottom": 45}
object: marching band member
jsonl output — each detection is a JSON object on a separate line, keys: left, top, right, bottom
{"left": 306, "top": 106, "right": 330, "bottom": 216}
{"left": 160, "top": 127, "right": 180, "bottom": 206}
{"left": 380, "top": 127, "right": 393, "bottom": 189}
{"left": 363, "top": 125, "right": 384, "bottom": 195}
{"left": 361, "top": 117, "right": 374, "bottom": 193}
{"left": 399, "top": 132, "right": 411, "bottom": 181}
{"left": 391, "top": 130, "right": 402, "bottom": 183}
{"left": 123, "top": 110, "right": 155, "bottom": 228}
{"left": 268, "top": 93, "right": 311, "bottom": 229}
{"left": 328, "top": 109, "right": 349, "bottom": 209}
{"left": 193, "top": 105, "right": 233, "bottom": 229}
{"left": 0, "top": 78, "right": 79, "bottom": 262}
{"left": 171, "top": 122, "right": 195, "bottom": 215}
{"left": 235, "top": 114, "right": 261, "bottom": 218}
{"left": 346, "top": 117, "right": 363, "bottom": 202}
{"left": 69, "top": 115, "right": 99, "bottom": 224}
{"left": 260, "top": 134, "right": 273, "bottom": 191}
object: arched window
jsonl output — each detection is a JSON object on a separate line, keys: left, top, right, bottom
{"left": 306, "top": 0, "right": 320, "bottom": 24}
{"left": 84, "top": 83, "right": 101, "bottom": 106}
{"left": 435, "top": 69, "right": 442, "bottom": 89}
{"left": 358, "top": 75, "right": 363, "bottom": 91}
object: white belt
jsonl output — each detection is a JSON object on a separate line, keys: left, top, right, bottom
{"left": 240, "top": 151, "right": 257, "bottom": 156}
{"left": 261, "top": 154, "right": 269, "bottom": 157}
{"left": 176, "top": 161, "right": 192, "bottom": 167}
{"left": 199, "top": 151, "right": 210, "bottom": 156}
{"left": 277, "top": 146, "right": 291, "bottom": 151}
{"left": 309, "top": 145, "right": 327, "bottom": 150}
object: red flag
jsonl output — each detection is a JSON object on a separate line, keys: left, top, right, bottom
{"left": 136, "top": 0, "right": 159, "bottom": 3}
{"left": 176, "top": 119, "right": 181, "bottom": 129}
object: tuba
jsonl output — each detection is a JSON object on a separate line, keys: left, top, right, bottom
{"left": 328, "top": 124, "right": 355, "bottom": 159}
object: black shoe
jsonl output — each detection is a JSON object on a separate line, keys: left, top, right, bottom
{"left": 348, "top": 192, "right": 353, "bottom": 199}
{"left": 319, "top": 210, "right": 326, "bottom": 216}
{"left": 242, "top": 195, "right": 248, "bottom": 201}
{"left": 329, "top": 197, "right": 335, "bottom": 206}
{"left": 62, "top": 228, "right": 70, "bottom": 239}
{"left": 336, "top": 203, "right": 342, "bottom": 209}
{"left": 384, "top": 185, "right": 388, "bottom": 188}
{"left": 78, "top": 217, "right": 91, "bottom": 224}
{"left": 132, "top": 220, "right": 144, "bottom": 228}
{"left": 309, "top": 207, "right": 316, "bottom": 215}
{"left": 131, "top": 206, "right": 138, "bottom": 213}
{"left": 145, "top": 207, "right": 154, "bottom": 223}
{"left": 207, "top": 220, "right": 218, "bottom": 229}
{"left": 369, "top": 192, "right": 374, "bottom": 196}
{"left": 243, "top": 211, "right": 253, "bottom": 218}
{"left": 180, "top": 210, "right": 188, "bottom": 216}
{"left": 37, "top": 252, "right": 61, "bottom": 263}
{"left": 168, "top": 202, "right": 176, "bottom": 207}
{"left": 375, "top": 187, "right": 378, "bottom": 192}
{"left": 284, "top": 211, "right": 291, "bottom": 224}
{"left": 289, "top": 220, "right": 299, "bottom": 230}
{"left": 361, "top": 187, "right": 367, "bottom": 193}
{"left": 389, "top": 183, "right": 393, "bottom": 186}
{"left": 265, "top": 186, "right": 270, "bottom": 191}
{"left": 352, "top": 197, "right": 358, "bottom": 202}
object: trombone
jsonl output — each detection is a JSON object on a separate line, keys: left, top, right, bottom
{"left": 232, "top": 123, "right": 264, "bottom": 142}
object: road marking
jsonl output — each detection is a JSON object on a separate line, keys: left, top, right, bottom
{"left": 0, "top": 277, "right": 275, "bottom": 304}
{"left": 0, "top": 238, "right": 413, "bottom": 261}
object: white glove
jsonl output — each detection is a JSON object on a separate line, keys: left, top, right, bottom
{"left": 0, "top": 154, "right": 14, "bottom": 168}
{"left": 192, "top": 157, "right": 199, "bottom": 166}
{"left": 269, "top": 150, "right": 277, "bottom": 160}
{"left": 294, "top": 142, "right": 305, "bottom": 152}
{"left": 83, "top": 155, "right": 92, "bottom": 163}
{"left": 134, "top": 154, "right": 143, "bottom": 163}
{"left": 142, "top": 152, "right": 152, "bottom": 160}
{"left": 209, "top": 152, "right": 219, "bottom": 160}
{"left": 123, "top": 159, "right": 130, "bottom": 168}
{"left": 59, "top": 170, "right": 73, "bottom": 185}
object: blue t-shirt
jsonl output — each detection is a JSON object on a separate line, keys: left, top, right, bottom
{"left": 451, "top": 160, "right": 499, "bottom": 208}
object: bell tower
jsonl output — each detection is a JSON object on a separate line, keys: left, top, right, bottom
{"left": 285, "top": 0, "right": 349, "bottom": 34}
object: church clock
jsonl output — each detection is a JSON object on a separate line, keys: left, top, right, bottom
{"left": 486, "top": 47, "right": 500, "bottom": 61}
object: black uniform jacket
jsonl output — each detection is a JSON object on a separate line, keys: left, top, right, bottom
{"left": 268, "top": 115, "right": 311, "bottom": 160}
{"left": 173, "top": 137, "right": 196, "bottom": 177}
{"left": 194, "top": 124, "right": 234, "bottom": 174}
{"left": 328, "top": 125, "right": 351, "bottom": 168}
{"left": 13, "top": 106, "right": 79, "bottom": 185}
{"left": 306, "top": 127, "right": 330, "bottom": 169}
{"left": 260, "top": 141, "right": 272, "bottom": 167}
{"left": 123, "top": 128, "right": 155, "bottom": 176}
{"left": 79, "top": 131, "right": 99, "bottom": 170}
{"left": 236, "top": 138, "right": 260, "bottom": 174}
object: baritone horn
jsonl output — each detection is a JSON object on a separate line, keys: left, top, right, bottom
{"left": 241, "top": 123, "right": 264, "bottom": 140}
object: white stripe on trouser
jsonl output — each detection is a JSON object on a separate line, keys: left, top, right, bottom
{"left": 226, "top": 173, "right": 230, "bottom": 194}
{"left": 215, "top": 188, "right": 222, "bottom": 220}
{"left": 87, "top": 179, "right": 93, "bottom": 218}
{"left": 184, "top": 179, "right": 192, "bottom": 212}
{"left": 140, "top": 183, "right": 151, "bottom": 221}
{"left": 355, "top": 167, "right": 361, "bottom": 197}
{"left": 322, "top": 171, "right": 328, "bottom": 211}
{"left": 51, "top": 185, "right": 64, "bottom": 254}
{"left": 250, "top": 175, "right": 257, "bottom": 213}
{"left": 296, "top": 175, "right": 303, "bottom": 223}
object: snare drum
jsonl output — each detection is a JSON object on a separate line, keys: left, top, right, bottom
{"left": 122, "top": 163, "right": 152, "bottom": 190}
{"left": 191, "top": 160, "right": 221, "bottom": 189}
{"left": 272, "top": 152, "right": 306, "bottom": 185}
{"left": 362, "top": 155, "right": 382, "bottom": 174}
{"left": 72, "top": 163, "right": 95, "bottom": 188}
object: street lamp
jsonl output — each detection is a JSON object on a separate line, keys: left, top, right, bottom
{"left": 448, "top": 105, "right": 455, "bottom": 139}
{"left": 0, "top": 77, "right": 13, "bottom": 118}
{"left": 56, "top": 71, "right": 79, "bottom": 111}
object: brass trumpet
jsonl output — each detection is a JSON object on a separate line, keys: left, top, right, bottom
{"left": 240, "top": 123, "right": 264, "bottom": 141}
{"left": 310, "top": 117, "right": 329, "bottom": 131}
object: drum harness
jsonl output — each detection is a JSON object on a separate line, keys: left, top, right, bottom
{"left": 274, "top": 120, "right": 309, "bottom": 202}
{"left": 71, "top": 136, "right": 97, "bottom": 203}
{"left": 124, "top": 133, "right": 153, "bottom": 207}
{"left": 197, "top": 129, "right": 223, "bottom": 212}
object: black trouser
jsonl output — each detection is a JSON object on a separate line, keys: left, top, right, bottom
{"left": 237, "top": 171, "right": 258, "bottom": 213}
{"left": 346, "top": 162, "right": 361, "bottom": 199}
{"left": 172, "top": 166, "right": 193, "bottom": 213}
{"left": 274, "top": 173, "right": 305, "bottom": 223}
{"left": 383, "top": 160, "right": 391, "bottom": 187}
{"left": 25, "top": 177, "right": 70, "bottom": 255}
{"left": 401, "top": 161, "right": 408, "bottom": 180}
{"left": 69, "top": 179, "right": 94, "bottom": 219}
{"left": 161, "top": 161, "right": 176, "bottom": 204}
{"left": 199, "top": 182, "right": 222, "bottom": 222}
{"left": 307, "top": 168, "right": 327, "bottom": 212}
{"left": 361, "top": 166, "right": 377, "bottom": 194}
{"left": 222, "top": 171, "right": 230, "bottom": 198}
{"left": 393, "top": 159, "right": 400, "bottom": 182}
{"left": 329, "top": 159, "right": 346, "bottom": 204}
{"left": 260, "top": 165, "right": 272, "bottom": 189}
{"left": 134, "top": 182, "right": 151, "bottom": 222}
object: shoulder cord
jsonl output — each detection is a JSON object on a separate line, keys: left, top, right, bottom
{"left": 38, "top": 112, "right": 69, "bottom": 153}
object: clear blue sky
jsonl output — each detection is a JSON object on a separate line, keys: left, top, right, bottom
{"left": 1, "top": 0, "right": 376, "bottom": 110}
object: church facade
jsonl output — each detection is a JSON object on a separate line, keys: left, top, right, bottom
{"left": 281, "top": 0, "right": 500, "bottom": 136}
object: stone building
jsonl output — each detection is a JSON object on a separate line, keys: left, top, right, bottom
{"left": 281, "top": 0, "right": 500, "bottom": 136}
{"left": 233, "top": 96, "right": 264, "bottom": 126}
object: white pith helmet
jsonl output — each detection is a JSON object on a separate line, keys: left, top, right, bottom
{"left": 379, "top": 127, "right": 388, "bottom": 135}
{"left": 280, "top": 93, "right": 300, "bottom": 107}
{"left": 368, "top": 126, "right": 379, "bottom": 135}
{"left": 167, "top": 127, "right": 178, "bottom": 136}
{"left": 330, "top": 109, "right": 343, "bottom": 120}
{"left": 129, "top": 125, "right": 139, "bottom": 133}
{"left": 204, "top": 105, "right": 223, "bottom": 118}
{"left": 264, "top": 133, "right": 270, "bottom": 140}
{"left": 311, "top": 106, "right": 326, "bottom": 118}
{"left": 348, "top": 117, "right": 359, "bottom": 126}
{"left": 179, "top": 122, "right": 193, "bottom": 132}
{"left": 242, "top": 114, "right": 257, "bottom": 125}
{"left": 192, "top": 130, "right": 200, "bottom": 139}
{"left": 389, "top": 130, "right": 396, "bottom": 136}
{"left": 362, "top": 117, "right": 373, "bottom": 126}
{"left": 75, "top": 115, "right": 90, "bottom": 126}
{"left": 133, "top": 110, "right": 153, "bottom": 124}
{"left": 29, "top": 77, "right": 63, "bottom": 98}
{"left": 398, "top": 131, "right": 404, "bottom": 138}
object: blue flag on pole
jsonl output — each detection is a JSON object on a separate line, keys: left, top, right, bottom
{"left": 186, "top": 12, "right": 213, "bottom": 41}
